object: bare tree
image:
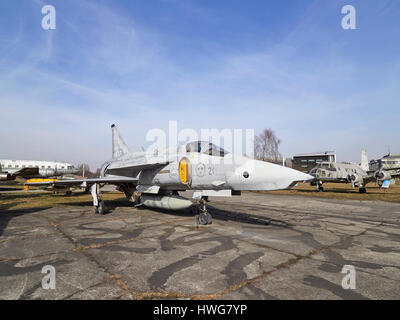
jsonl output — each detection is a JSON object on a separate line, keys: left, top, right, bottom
{"left": 77, "top": 163, "right": 95, "bottom": 177}
{"left": 94, "top": 167, "right": 101, "bottom": 177}
{"left": 254, "top": 128, "right": 282, "bottom": 162}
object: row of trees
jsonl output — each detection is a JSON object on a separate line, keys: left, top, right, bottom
{"left": 76, "top": 164, "right": 100, "bottom": 178}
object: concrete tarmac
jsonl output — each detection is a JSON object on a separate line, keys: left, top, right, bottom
{"left": 1, "top": 191, "right": 399, "bottom": 299}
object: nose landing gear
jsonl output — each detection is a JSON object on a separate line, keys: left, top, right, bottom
{"left": 195, "top": 197, "right": 212, "bottom": 225}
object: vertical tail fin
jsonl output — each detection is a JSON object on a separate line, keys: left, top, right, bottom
{"left": 111, "top": 124, "right": 129, "bottom": 159}
{"left": 360, "top": 149, "right": 369, "bottom": 171}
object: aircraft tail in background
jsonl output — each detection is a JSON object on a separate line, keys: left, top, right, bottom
{"left": 360, "top": 149, "right": 369, "bottom": 171}
{"left": 111, "top": 124, "right": 130, "bottom": 159}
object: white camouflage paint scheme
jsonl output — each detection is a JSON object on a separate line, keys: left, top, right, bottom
{"left": 26, "top": 125, "right": 313, "bottom": 211}
{"left": 138, "top": 151, "right": 312, "bottom": 191}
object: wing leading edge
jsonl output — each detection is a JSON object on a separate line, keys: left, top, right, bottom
{"left": 105, "top": 162, "right": 169, "bottom": 178}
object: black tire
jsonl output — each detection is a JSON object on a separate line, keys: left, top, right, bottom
{"left": 93, "top": 206, "right": 99, "bottom": 214}
{"left": 206, "top": 213, "right": 212, "bottom": 224}
{"left": 197, "top": 212, "right": 208, "bottom": 225}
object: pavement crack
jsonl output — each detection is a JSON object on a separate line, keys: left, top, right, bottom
{"left": 39, "top": 212, "right": 136, "bottom": 299}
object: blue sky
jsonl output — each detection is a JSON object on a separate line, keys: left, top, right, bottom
{"left": 0, "top": 0, "right": 399, "bottom": 169}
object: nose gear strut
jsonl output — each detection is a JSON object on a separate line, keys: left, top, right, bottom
{"left": 91, "top": 183, "right": 107, "bottom": 215}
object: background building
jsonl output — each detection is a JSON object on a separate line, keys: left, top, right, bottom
{"left": 292, "top": 151, "right": 336, "bottom": 173}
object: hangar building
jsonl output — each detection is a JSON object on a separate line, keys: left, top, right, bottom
{"left": 369, "top": 154, "right": 400, "bottom": 171}
{"left": 292, "top": 151, "right": 336, "bottom": 173}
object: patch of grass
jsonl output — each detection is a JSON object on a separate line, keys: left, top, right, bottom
{"left": 259, "top": 182, "right": 400, "bottom": 203}
{"left": 0, "top": 184, "right": 24, "bottom": 191}
{"left": 0, "top": 191, "right": 126, "bottom": 211}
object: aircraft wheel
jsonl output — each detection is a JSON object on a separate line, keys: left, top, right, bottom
{"left": 320, "top": 186, "right": 324, "bottom": 192}
{"left": 197, "top": 212, "right": 208, "bottom": 225}
{"left": 66, "top": 190, "right": 72, "bottom": 196}
{"left": 359, "top": 188, "right": 367, "bottom": 194}
{"left": 93, "top": 206, "right": 99, "bottom": 214}
{"left": 206, "top": 213, "right": 213, "bottom": 224}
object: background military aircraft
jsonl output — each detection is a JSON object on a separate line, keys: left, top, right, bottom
{"left": 0, "top": 159, "right": 78, "bottom": 181}
{"left": 27, "top": 124, "right": 313, "bottom": 224}
{"left": 309, "top": 150, "right": 400, "bottom": 193}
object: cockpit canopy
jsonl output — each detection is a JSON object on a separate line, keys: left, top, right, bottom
{"left": 319, "top": 162, "right": 334, "bottom": 169}
{"left": 185, "top": 141, "right": 229, "bottom": 157}
{"left": 309, "top": 162, "right": 335, "bottom": 174}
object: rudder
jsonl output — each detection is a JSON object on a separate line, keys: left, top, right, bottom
{"left": 360, "top": 149, "right": 369, "bottom": 171}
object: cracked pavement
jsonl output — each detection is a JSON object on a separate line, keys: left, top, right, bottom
{"left": 1, "top": 191, "right": 400, "bottom": 299}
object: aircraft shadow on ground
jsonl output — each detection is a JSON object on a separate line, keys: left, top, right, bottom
{"left": 0, "top": 187, "right": 24, "bottom": 192}
{"left": 0, "top": 192, "right": 47, "bottom": 200}
{"left": 59, "top": 195, "right": 293, "bottom": 227}
{"left": 134, "top": 203, "right": 292, "bottom": 228}
{"left": 207, "top": 205, "right": 293, "bottom": 227}
{"left": 293, "top": 188, "right": 388, "bottom": 195}
{"left": 1, "top": 192, "right": 291, "bottom": 228}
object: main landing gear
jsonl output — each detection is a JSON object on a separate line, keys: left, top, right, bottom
{"left": 316, "top": 181, "right": 324, "bottom": 192}
{"left": 91, "top": 183, "right": 107, "bottom": 215}
{"left": 195, "top": 197, "right": 212, "bottom": 225}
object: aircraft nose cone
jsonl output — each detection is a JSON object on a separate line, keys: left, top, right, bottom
{"left": 293, "top": 171, "right": 314, "bottom": 182}
{"left": 268, "top": 164, "right": 314, "bottom": 188}
{"left": 227, "top": 159, "right": 314, "bottom": 191}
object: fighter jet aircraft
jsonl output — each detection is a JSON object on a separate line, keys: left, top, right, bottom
{"left": 309, "top": 150, "right": 400, "bottom": 193}
{"left": 26, "top": 124, "right": 313, "bottom": 224}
